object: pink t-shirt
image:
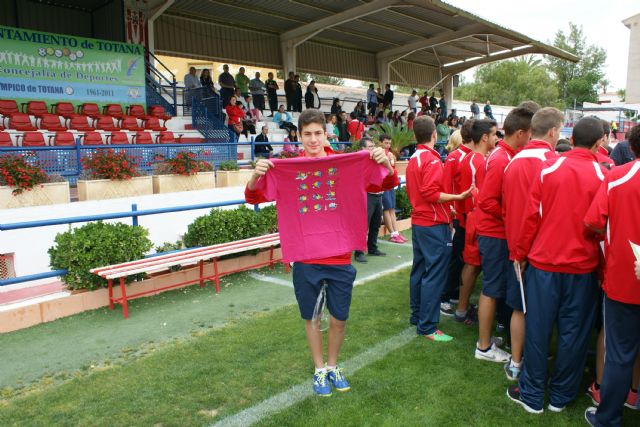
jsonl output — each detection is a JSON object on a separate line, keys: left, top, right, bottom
{"left": 255, "top": 150, "right": 388, "bottom": 262}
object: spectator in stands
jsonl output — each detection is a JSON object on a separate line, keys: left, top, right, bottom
{"left": 417, "top": 104, "right": 429, "bottom": 117}
{"left": 337, "top": 111, "right": 350, "bottom": 142}
{"left": 347, "top": 112, "right": 365, "bottom": 142}
{"left": 429, "top": 92, "right": 438, "bottom": 113}
{"left": 249, "top": 72, "right": 266, "bottom": 112}
{"left": 439, "top": 93, "right": 448, "bottom": 120}
{"left": 199, "top": 69, "right": 215, "bottom": 95}
{"left": 218, "top": 64, "right": 235, "bottom": 107}
{"left": 379, "top": 134, "right": 405, "bottom": 244}
{"left": 367, "top": 84, "right": 378, "bottom": 116}
{"left": 265, "top": 72, "right": 279, "bottom": 117}
{"left": 391, "top": 110, "right": 401, "bottom": 126}
{"left": 326, "top": 114, "right": 339, "bottom": 147}
{"left": 284, "top": 71, "right": 296, "bottom": 111}
{"left": 449, "top": 117, "right": 459, "bottom": 132}
{"left": 294, "top": 74, "right": 303, "bottom": 112}
{"left": 436, "top": 117, "right": 449, "bottom": 144}
{"left": 254, "top": 126, "right": 273, "bottom": 158}
{"left": 555, "top": 138, "right": 572, "bottom": 153}
{"left": 305, "top": 80, "right": 321, "bottom": 109}
{"left": 331, "top": 98, "right": 343, "bottom": 116}
{"left": 611, "top": 120, "right": 618, "bottom": 140}
{"left": 407, "top": 112, "right": 416, "bottom": 130}
{"left": 274, "top": 104, "right": 296, "bottom": 133}
{"left": 376, "top": 87, "right": 384, "bottom": 106}
{"left": 236, "top": 89, "right": 248, "bottom": 109}
{"left": 611, "top": 139, "right": 635, "bottom": 165}
{"left": 419, "top": 91, "right": 429, "bottom": 111}
{"left": 383, "top": 84, "right": 394, "bottom": 110}
{"left": 399, "top": 110, "right": 408, "bottom": 127}
{"left": 243, "top": 98, "right": 258, "bottom": 136}
{"left": 225, "top": 95, "right": 244, "bottom": 139}
{"left": 408, "top": 90, "right": 418, "bottom": 114}
{"left": 235, "top": 67, "right": 250, "bottom": 98}
{"left": 184, "top": 66, "right": 202, "bottom": 106}
{"left": 445, "top": 129, "right": 462, "bottom": 153}
{"left": 283, "top": 128, "right": 299, "bottom": 153}
{"left": 470, "top": 100, "right": 480, "bottom": 119}
{"left": 353, "top": 101, "right": 367, "bottom": 123}
{"left": 448, "top": 109, "right": 459, "bottom": 122}
{"left": 484, "top": 100, "right": 495, "bottom": 120}
{"left": 375, "top": 110, "right": 386, "bottom": 124}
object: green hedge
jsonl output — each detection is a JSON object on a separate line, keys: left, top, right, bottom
{"left": 183, "top": 205, "right": 278, "bottom": 247}
{"left": 48, "top": 222, "right": 153, "bottom": 291}
{"left": 395, "top": 187, "right": 412, "bottom": 219}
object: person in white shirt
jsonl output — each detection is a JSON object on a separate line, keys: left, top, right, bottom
{"left": 183, "top": 67, "right": 202, "bottom": 106}
{"left": 408, "top": 90, "right": 418, "bottom": 114}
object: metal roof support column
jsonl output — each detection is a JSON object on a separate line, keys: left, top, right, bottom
{"left": 281, "top": 39, "right": 297, "bottom": 78}
{"left": 147, "top": 0, "right": 175, "bottom": 56}
{"left": 442, "top": 74, "right": 453, "bottom": 113}
{"left": 377, "top": 57, "right": 390, "bottom": 90}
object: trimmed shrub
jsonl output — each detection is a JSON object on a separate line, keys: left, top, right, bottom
{"left": 395, "top": 187, "right": 412, "bottom": 219}
{"left": 48, "top": 221, "right": 153, "bottom": 290}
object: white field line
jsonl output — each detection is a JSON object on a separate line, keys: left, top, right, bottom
{"left": 354, "top": 261, "right": 413, "bottom": 286}
{"left": 248, "top": 272, "right": 293, "bottom": 288}
{"left": 211, "top": 327, "right": 416, "bottom": 427}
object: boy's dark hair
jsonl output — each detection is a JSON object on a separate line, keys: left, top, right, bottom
{"left": 557, "top": 138, "right": 570, "bottom": 146}
{"left": 517, "top": 100, "right": 541, "bottom": 114}
{"left": 379, "top": 133, "right": 391, "bottom": 143}
{"left": 413, "top": 116, "right": 436, "bottom": 144}
{"left": 628, "top": 125, "right": 640, "bottom": 158}
{"left": 349, "top": 111, "right": 357, "bottom": 120}
{"left": 298, "top": 108, "right": 326, "bottom": 131}
{"left": 460, "top": 119, "right": 474, "bottom": 144}
{"left": 503, "top": 107, "right": 535, "bottom": 137}
{"left": 470, "top": 119, "right": 497, "bottom": 144}
{"left": 572, "top": 117, "right": 604, "bottom": 149}
{"left": 555, "top": 143, "right": 572, "bottom": 153}
{"left": 600, "top": 119, "right": 611, "bottom": 136}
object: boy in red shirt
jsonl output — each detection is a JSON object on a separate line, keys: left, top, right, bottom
{"left": 406, "top": 116, "right": 473, "bottom": 342}
{"left": 474, "top": 107, "right": 536, "bottom": 369}
{"left": 507, "top": 117, "right": 607, "bottom": 414}
{"left": 584, "top": 125, "right": 640, "bottom": 426}
{"left": 347, "top": 111, "right": 364, "bottom": 141}
{"left": 245, "top": 109, "right": 395, "bottom": 397}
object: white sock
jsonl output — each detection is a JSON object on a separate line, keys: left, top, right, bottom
{"left": 315, "top": 367, "right": 326, "bottom": 374}
{"left": 326, "top": 365, "right": 336, "bottom": 371}
{"left": 511, "top": 359, "right": 522, "bottom": 368}
{"left": 391, "top": 231, "right": 399, "bottom": 237}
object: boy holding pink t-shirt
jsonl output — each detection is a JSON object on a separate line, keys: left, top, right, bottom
{"left": 245, "top": 109, "right": 395, "bottom": 397}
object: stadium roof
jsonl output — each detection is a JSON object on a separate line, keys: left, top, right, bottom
{"left": 154, "top": 0, "right": 577, "bottom": 88}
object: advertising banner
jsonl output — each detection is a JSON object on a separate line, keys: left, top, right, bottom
{"left": 0, "top": 25, "right": 146, "bottom": 108}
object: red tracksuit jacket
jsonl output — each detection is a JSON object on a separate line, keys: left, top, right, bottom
{"left": 515, "top": 148, "right": 607, "bottom": 274}
{"left": 406, "top": 144, "right": 450, "bottom": 226}
{"left": 502, "top": 140, "right": 557, "bottom": 260}
{"left": 458, "top": 151, "right": 486, "bottom": 215}
{"left": 443, "top": 145, "right": 472, "bottom": 226}
{"left": 476, "top": 141, "right": 517, "bottom": 239}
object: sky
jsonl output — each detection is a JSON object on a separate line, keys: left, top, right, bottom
{"left": 448, "top": 0, "right": 636, "bottom": 91}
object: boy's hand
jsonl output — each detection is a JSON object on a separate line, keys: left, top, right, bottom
{"left": 635, "top": 260, "right": 640, "bottom": 280}
{"left": 371, "top": 147, "right": 393, "bottom": 173}
{"left": 248, "top": 159, "right": 274, "bottom": 190}
{"left": 458, "top": 184, "right": 475, "bottom": 200}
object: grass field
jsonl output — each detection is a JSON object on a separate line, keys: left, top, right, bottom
{"left": 1, "top": 257, "right": 638, "bottom": 426}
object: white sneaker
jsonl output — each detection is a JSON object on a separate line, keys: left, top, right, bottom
{"left": 475, "top": 342, "right": 511, "bottom": 363}
{"left": 548, "top": 404, "right": 565, "bottom": 413}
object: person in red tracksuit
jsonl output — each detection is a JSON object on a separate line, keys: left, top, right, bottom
{"left": 454, "top": 120, "right": 497, "bottom": 325}
{"left": 474, "top": 106, "right": 537, "bottom": 372}
{"left": 406, "top": 116, "right": 473, "bottom": 342}
{"left": 506, "top": 116, "right": 608, "bottom": 414}
{"left": 595, "top": 119, "right": 615, "bottom": 169}
{"left": 584, "top": 125, "right": 640, "bottom": 427}
{"left": 440, "top": 120, "right": 475, "bottom": 315}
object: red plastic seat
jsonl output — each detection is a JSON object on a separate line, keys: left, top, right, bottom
{"left": 132, "top": 131, "right": 153, "bottom": 144}
{"left": 39, "top": 113, "right": 66, "bottom": 131}
{"left": 94, "top": 116, "right": 120, "bottom": 131}
{"left": 9, "top": 113, "right": 37, "bottom": 131}
{"left": 126, "top": 104, "right": 147, "bottom": 119}
{"left": 155, "top": 131, "right": 183, "bottom": 144}
{"left": 144, "top": 117, "right": 167, "bottom": 131}
{"left": 148, "top": 105, "right": 171, "bottom": 121}
{"left": 53, "top": 102, "right": 76, "bottom": 119}
{"left": 25, "top": 101, "right": 48, "bottom": 118}
{"left": 21, "top": 131, "right": 46, "bottom": 147}
{"left": 120, "top": 115, "right": 144, "bottom": 131}
{"left": 78, "top": 103, "right": 101, "bottom": 119}
{"left": 67, "top": 115, "right": 93, "bottom": 131}
{"left": 0, "top": 131, "right": 13, "bottom": 147}
{"left": 0, "top": 99, "right": 19, "bottom": 117}
{"left": 80, "top": 131, "right": 103, "bottom": 146}
{"left": 103, "top": 104, "right": 124, "bottom": 119}
{"left": 106, "top": 131, "right": 130, "bottom": 145}
{"left": 50, "top": 131, "right": 75, "bottom": 146}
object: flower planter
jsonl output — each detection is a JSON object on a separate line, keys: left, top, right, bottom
{"left": 395, "top": 160, "right": 409, "bottom": 176}
{"left": 0, "top": 181, "right": 70, "bottom": 208}
{"left": 152, "top": 172, "right": 216, "bottom": 194}
{"left": 215, "top": 169, "right": 255, "bottom": 188}
{"left": 77, "top": 176, "right": 153, "bottom": 201}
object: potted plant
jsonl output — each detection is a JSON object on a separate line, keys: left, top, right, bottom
{"left": 0, "top": 154, "right": 69, "bottom": 208}
{"left": 368, "top": 122, "right": 415, "bottom": 175}
{"left": 152, "top": 151, "right": 215, "bottom": 194}
{"left": 77, "top": 149, "right": 152, "bottom": 201}
{"left": 215, "top": 160, "right": 255, "bottom": 187}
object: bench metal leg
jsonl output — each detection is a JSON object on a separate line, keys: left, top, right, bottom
{"left": 284, "top": 262, "right": 290, "bottom": 273}
{"left": 268, "top": 247, "right": 274, "bottom": 269}
{"left": 213, "top": 258, "right": 220, "bottom": 294}
{"left": 199, "top": 259, "right": 204, "bottom": 288}
{"left": 119, "top": 277, "right": 129, "bottom": 319}
{"left": 108, "top": 279, "right": 114, "bottom": 310}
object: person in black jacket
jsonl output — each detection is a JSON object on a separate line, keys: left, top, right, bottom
{"left": 294, "top": 74, "right": 303, "bottom": 112}
{"left": 336, "top": 111, "right": 350, "bottom": 142}
{"left": 383, "top": 83, "right": 394, "bottom": 109}
{"left": 304, "top": 80, "right": 321, "bottom": 109}
{"left": 253, "top": 126, "right": 273, "bottom": 158}
{"left": 284, "top": 71, "right": 296, "bottom": 111}
{"left": 331, "top": 98, "right": 343, "bottom": 115}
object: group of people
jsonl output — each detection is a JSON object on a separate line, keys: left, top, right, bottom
{"left": 407, "top": 102, "right": 639, "bottom": 426}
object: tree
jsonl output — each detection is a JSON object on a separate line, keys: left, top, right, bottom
{"left": 599, "top": 78, "right": 610, "bottom": 94}
{"left": 454, "top": 56, "right": 561, "bottom": 107}
{"left": 309, "top": 74, "right": 344, "bottom": 85}
{"left": 546, "top": 23, "right": 607, "bottom": 107}
{"left": 618, "top": 89, "right": 626, "bottom": 102}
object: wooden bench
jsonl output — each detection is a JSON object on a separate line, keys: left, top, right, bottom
{"left": 90, "top": 233, "right": 283, "bottom": 318}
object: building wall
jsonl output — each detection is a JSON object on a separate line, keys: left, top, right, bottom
{"left": 624, "top": 13, "right": 640, "bottom": 103}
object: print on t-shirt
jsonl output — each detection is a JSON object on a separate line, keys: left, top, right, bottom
{"left": 296, "top": 166, "right": 340, "bottom": 214}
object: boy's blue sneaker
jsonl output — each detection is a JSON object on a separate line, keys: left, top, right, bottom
{"left": 313, "top": 371, "right": 332, "bottom": 397}
{"left": 328, "top": 366, "right": 351, "bottom": 392}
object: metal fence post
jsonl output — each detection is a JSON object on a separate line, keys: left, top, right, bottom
{"left": 131, "top": 203, "right": 139, "bottom": 226}
{"left": 250, "top": 136, "right": 255, "bottom": 162}
{"left": 74, "top": 135, "right": 82, "bottom": 178}
{"left": 253, "top": 204, "right": 260, "bottom": 213}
